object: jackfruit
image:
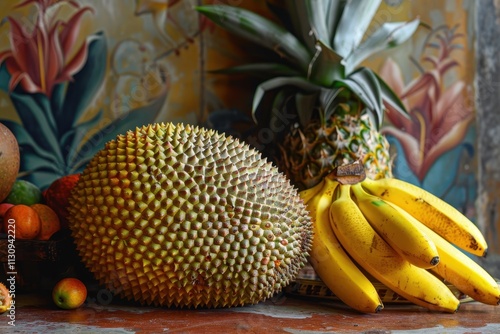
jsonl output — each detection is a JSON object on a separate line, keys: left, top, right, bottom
{"left": 68, "top": 123, "right": 312, "bottom": 308}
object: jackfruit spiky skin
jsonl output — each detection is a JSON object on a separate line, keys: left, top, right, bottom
{"left": 68, "top": 123, "right": 312, "bottom": 308}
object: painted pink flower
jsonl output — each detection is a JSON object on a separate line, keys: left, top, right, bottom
{"left": 0, "top": 0, "right": 92, "bottom": 97}
{"left": 379, "top": 25, "right": 474, "bottom": 181}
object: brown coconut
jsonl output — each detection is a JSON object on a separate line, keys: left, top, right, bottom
{"left": 0, "top": 123, "right": 20, "bottom": 202}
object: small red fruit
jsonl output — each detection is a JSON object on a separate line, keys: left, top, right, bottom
{"left": 0, "top": 203, "right": 14, "bottom": 233}
{"left": 44, "top": 174, "right": 80, "bottom": 229}
{"left": 0, "top": 203, "right": 14, "bottom": 217}
{"left": 52, "top": 278, "right": 87, "bottom": 310}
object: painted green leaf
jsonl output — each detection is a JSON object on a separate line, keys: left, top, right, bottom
{"left": 20, "top": 167, "right": 63, "bottom": 190}
{"left": 61, "top": 109, "right": 103, "bottom": 164}
{"left": 0, "top": 63, "right": 10, "bottom": 92}
{"left": 59, "top": 31, "right": 107, "bottom": 133}
{"left": 0, "top": 119, "right": 58, "bottom": 164}
{"left": 71, "top": 91, "right": 168, "bottom": 172}
{"left": 50, "top": 83, "right": 66, "bottom": 123}
{"left": 7, "top": 92, "right": 63, "bottom": 163}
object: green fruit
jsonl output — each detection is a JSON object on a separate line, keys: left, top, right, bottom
{"left": 68, "top": 123, "right": 312, "bottom": 308}
{"left": 0, "top": 123, "right": 20, "bottom": 203}
{"left": 5, "top": 180, "right": 43, "bottom": 205}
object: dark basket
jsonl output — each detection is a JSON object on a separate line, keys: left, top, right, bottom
{"left": 0, "top": 229, "right": 94, "bottom": 293}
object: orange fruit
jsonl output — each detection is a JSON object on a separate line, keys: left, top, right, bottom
{"left": 31, "top": 203, "right": 61, "bottom": 240}
{"left": 3, "top": 204, "right": 41, "bottom": 239}
{"left": 44, "top": 174, "right": 80, "bottom": 229}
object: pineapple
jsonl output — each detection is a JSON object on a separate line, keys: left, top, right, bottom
{"left": 197, "top": 1, "right": 419, "bottom": 190}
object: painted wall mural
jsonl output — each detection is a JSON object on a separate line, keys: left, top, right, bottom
{"left": 368, "top": 0, "right": 477, "bottom": 221}
{"left": 0, "top": 0, "right": 258, "bottom": 189}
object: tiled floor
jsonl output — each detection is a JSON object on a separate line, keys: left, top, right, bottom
{"left": 3, "top": 292, "right": 500, "bottom": 333}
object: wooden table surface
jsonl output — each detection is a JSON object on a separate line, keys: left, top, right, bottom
{"left": 2, "top": 292, "right": 500, "bottom": 333}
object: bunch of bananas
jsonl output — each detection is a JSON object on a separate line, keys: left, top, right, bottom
{"left": 300, "top": 166, "right": 500, "bottom": 314}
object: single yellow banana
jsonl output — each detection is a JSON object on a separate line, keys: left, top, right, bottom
{"left": 329, "top": 184, "right": 460, "bottom": 313}
{"left": 361, "top": 177, "right": 487, "bottom": 257}
{"left": 392, "top": 204, "right": 500, "bottom": 305}
{"left": 298, "top": 179, "right": 326, "bottom": 205}
{"left": 307, "top": 177, "right": 383, "bottom": 313}
{"left": 351, "top": 183, "right": 439, "bottom": 269}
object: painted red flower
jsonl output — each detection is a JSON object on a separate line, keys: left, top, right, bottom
{"left": 379, "top": 25, "right": 474, "bottom": 181}
{"left": 0, "top": 0, "right": 93, "bottom": 97}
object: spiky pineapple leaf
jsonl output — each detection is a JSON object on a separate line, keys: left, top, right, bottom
{"left": 374, "top": 72, "right": 410, "bottom": 119}
{"left": 305, "top": 0, "right": 332, "bottom": 47}
{"left": 307, "top": 40, "right": 344, "bottom": 86}
{"left": 252, "top": 76, "right": 320, "bottom": 123}
{"left": 319, "top": 87, "right": 344, "bottom": 121}
{"left": 333, "top": 0, "right": 382, "bottom": 58}
{"left": 344, "top": 19, "right": 420, "bottom": 73}
{"left": 277, "top": 0, "right": 316, "bottom": 51}
{"left": 334, "top": 67, "right": 383, "bottom": 128}
{"left": 295, "top": 91, "right": 319, "bottom": 128}
{"left": 268, "top": 88, "right": 290, "bottom": 135}
{"left": 324, "top": 0, "right": 343, "bottom": 39}
{"left": 196, "top": 5, "right": 311, "bottom": 72}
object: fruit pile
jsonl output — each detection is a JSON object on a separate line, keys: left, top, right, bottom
{"left": 0, "top": 180, "right": 62, "bottom": 241}
{"left": 0, "top": 123, "right": 80, "bottom": 237}
{"left": 301, "top": 162, "right": 500, "bottom": 313}
{"left": 1, "top": 123, "right": 88, "bottom": 311}
{"left": 2, "top": 117, "right": 500, "bottom": 315}
{"left": 1, "top": 124, "right": 54, "bottom": 238}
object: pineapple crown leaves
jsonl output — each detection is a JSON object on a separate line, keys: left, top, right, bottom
{"left": 196, "top": 0, "right": 419, "bottom": 130}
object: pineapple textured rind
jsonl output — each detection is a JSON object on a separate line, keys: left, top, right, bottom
{"left": 280, "top": 113, "right": 392, "bottom": 190}
{"left": 67, "top": 122, "right": 312, "bottom": 308}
